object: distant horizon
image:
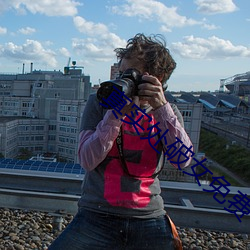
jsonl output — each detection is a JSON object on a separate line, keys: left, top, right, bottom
{"left": 0, "top": 62, "right": 248, "bottom": 94}
{"left": 1, "top": 64, "right": 250, "bottom": 94}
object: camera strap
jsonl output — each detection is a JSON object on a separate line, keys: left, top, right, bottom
{"left": 116, "top": 127, "right": 132, "bottom": 177}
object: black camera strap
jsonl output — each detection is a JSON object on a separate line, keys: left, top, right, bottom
{"left": 116, "top": 127, "right": 164, "bottom": 179}
{"left": 116, "top": 128, "right": 132, "bottom": 177}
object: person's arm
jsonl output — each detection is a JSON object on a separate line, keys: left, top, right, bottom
{"left": 78, "top": 110, "right": 122, "bottom": 171}
{"left": 78, "top": 94, "right": 139, "bottom": 171}
{"left": 153, "top": 102, "right": 193, "bottom": 169}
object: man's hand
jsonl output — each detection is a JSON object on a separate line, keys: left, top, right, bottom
{"left": 138, "top": 73, "right": 167, "bottom": 110}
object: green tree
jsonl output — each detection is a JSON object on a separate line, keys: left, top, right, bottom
{"left": 199, "top": 129, "right": 250, "bottom": 183}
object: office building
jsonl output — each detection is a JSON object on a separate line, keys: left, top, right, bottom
{"left": 0, "top": 62, "right": 90, "bottom": 162}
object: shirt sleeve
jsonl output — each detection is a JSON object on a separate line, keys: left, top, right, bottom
{"left": 152, "top": 102, "right": 193, "bottom": 169}
{"left": 78, "top": 112, "right": 123, "bottom": 171}
{"left": 78, "top": 94, "right": 123, "bottom": 171}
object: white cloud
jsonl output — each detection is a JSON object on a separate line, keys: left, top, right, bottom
{"left": 0, "top": 26, "right": 7, "bottom": 35}
{"left": 59, "top": 47, "right": 70, "bottom": 57}
{"left": 194, "top": 0, "right": 238, "bottom": 15}
{"left": 73, "top": 16, "right": 109, "bottom": 36}
{"left": 110, "top": 0, "right": 204, "bottom": 32}
{"left": 0, "top": 39, "right": 57, "bottom": 67}
{"left": 72, "top": 37, "right": 117, "bottom": 62}
{"left": 72, "top": 16, "right": 126, "bottom": 62}
{"left": 201, "top": 19, "right": 219, "bottom": 30}
{"left": 18, "top": 27, "right": 36, "bottom": 35}
{"left": 171, "top": 36, "right": 250, "bottom": 59}
{"left": 0, "top": 0, "right": 81, "bottom": 16}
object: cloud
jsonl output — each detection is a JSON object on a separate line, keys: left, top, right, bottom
{"left": 171, "top": 36, "right": 250, "bottom": 59}
{"left": 59, "top": 47, "right": 70, "bottom": 57}
{"left": 18, "top": 27, "right": 36, "bottom": 35}
{"left": 194, "top": 0, "right": 238, "bottom": 14}
{"left": 73, "top": 16, "right": 109, "bottom": 36}
{"left": 0, "top": 26, "right": 7, "bottom": 35}
{"left": 0, "top": 39, "right": 57, "bottom": 67}
{"left": 201, "top": 19, "right": 219, "bottom": 30}
{"left": 110, "top": 0, "right": 204, "bottom": 32}
{"left": 72, "top": 16, "right": 126, "bottom": 61}
{"left": 0, "top": 0, "right": 81, "bottom": 16}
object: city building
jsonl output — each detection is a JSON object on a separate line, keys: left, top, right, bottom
{"left": 0, "top": 62, "right": 90, "bottom": 162}
{"left": 110, "top": 62, "right": 119, "bottom": 80}
{"left": 159, "top": 101, "right": 203, "bottom": 182}
{"left": 220, "top": 71, "right": 250, "bottom": 101}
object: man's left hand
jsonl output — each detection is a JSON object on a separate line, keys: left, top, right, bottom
{"left": 138, "top": 73, "right": 167, "bottom": 110}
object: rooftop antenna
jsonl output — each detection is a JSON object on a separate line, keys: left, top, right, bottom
{"left": 64, "top": 57, "right": 71, "bottom": 74}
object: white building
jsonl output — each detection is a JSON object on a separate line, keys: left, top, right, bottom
{"left": 159, "top": 103, "right": 203, "bottom": 182}
{"left": 0, "top": 63, "right": 90, "bottom": 162}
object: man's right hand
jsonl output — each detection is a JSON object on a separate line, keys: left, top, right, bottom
{"left": 117, "top": 96, "right": 140, "bottom": 119}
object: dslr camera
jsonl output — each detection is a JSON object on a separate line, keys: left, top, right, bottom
{"left": 97, "top": 68, "right": 144, "bottom": 105}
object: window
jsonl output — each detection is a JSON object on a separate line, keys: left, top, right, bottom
{"left": 48, "top": 135, "right": 56, "bottom": 140}
{"left": 181, "top": 110, "right": 192, "bottom": 117}
{"left": 49, "top": 125, "right": 56, "bottom": 131}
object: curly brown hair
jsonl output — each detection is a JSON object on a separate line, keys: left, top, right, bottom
{"left": 114, "top": 33, "right": 176, "bottom": 85}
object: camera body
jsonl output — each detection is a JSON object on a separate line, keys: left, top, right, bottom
{"left": 97, "top": 68, "right": 143, "bottom": 104}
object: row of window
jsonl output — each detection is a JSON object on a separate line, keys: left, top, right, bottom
{"left": 19, "top": 136, "right": 44, "bottom": 141}
{"left": 4, "top": 134, "right": 75, "bottom": 145}
{"left": 1, "top": 102, "right": 80, "bottom": 110}
{"left": 6, "top": 126, "right": 18, "bottom": 135}
{"left": 0, "top": 101, "right": 19, "bottom": 107}
{"left": 6, "top": 137, "right": 17, "bottom": 146}
{"left": 58, "top": 136, "right": 76, "bottom": 144}
{"left": 0, "top": 92, "right": 61, "bottom": 98}
{"left": 0, "top": 110, "right": 18, "bottom": 116}
{"left": 48, "top": 135, "right": 56, "bottom": 140}
{"left": 22, "top": 102, "right": 35, "bottom": 108}
{"left": 181, "top": 110, "right": 192, "bottom": 117}
{"left": 58, "top": 146, "right": 75, "bottom": 155}
{"left": 19, "top": 146, "right": 44, "bottom": 152}
{"left": 0, "top": 92, "right": 11, "bottom": 96}
{"left": 59, "top": 125, "right": 77, "bottom": 134}
{"left": 49, "top": 125, "right": 57, "bottom": 131}
{"left": 59, "top": 115, "right": 77, "bottom": 123}
{"left": 60, "top": 104, "right": 78, "bottom": 112}
{"left": 5, "top": 136, "right": 45, "bottom": 146}
{"left": 0, "top": 84, "right": 11, "bottom": 89}
{"left": 19, "top": 125, "right": 45, "bottom": 131}
{"left": 4, "top": 124, "right": 75, "bottom": 135}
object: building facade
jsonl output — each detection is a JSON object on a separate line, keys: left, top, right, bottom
{"left": 159, "top": 103, "right": 203, "bottom": 182}
{"left": 0, "top": 64, "right": 90, "bottom": 162}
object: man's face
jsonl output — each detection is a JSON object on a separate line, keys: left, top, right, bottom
{"left": 119, "top": 58, "right": 144, "bottom": 75}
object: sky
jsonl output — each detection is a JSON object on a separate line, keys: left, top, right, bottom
{"left": 0, "top": 0, "right": 249, "bottom": 92}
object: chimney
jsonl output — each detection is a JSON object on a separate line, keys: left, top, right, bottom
{"left": 22, "top": 63, "right": 25, "bottom": 74}
{"left": 30, "top": 62, "right": 33, "bottom": 73}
